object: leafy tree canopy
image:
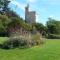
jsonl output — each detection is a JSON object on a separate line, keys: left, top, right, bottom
{"left": 46, "top": 18, "right": 60, "bottom": 34}
{"left": 0, "top": 0, "right": 10, "bottom": 14}
{"left": 0, "top": 14, "right": 11, "bottom": 32}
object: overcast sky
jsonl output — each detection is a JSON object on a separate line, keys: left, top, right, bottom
{"left": 9, "top": 0, "right": 60, "bottom": 25}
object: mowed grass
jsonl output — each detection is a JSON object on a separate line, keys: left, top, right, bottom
{"left": 0, "top": 37, "right": 8, "bottom": 44}
{"left": 0, "top": 37, "right": 60, "bottom": 60}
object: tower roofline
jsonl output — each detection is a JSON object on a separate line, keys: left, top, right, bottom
{"left": 27, "top": 3, "right": 29, "bottom": 7}
{"left": 26, "top": 3, "right": 29, "bottom": 9}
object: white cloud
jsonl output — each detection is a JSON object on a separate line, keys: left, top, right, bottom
{"left": 9, "top": 0, "right": 38, "bottom": 11}
{"left": 10, "top": 0, "right": 26, "bottom": 11}
{"left": 49, "top": 15, "right": 54, "bottom": 18}
{"left": 26, "top": 0, "right": 37, "bottom": 3}
{"left": 29, "top": 0, "right": 37, "bottom": 3}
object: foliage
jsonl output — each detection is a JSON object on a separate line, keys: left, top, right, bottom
{"left": 0, "top": 0, "right": 10, "bottom": 14}
{"left": 0, "top": 14, "right": 11, "bottom": 32}
{"left": 8, "top": 16, "right": 32, "bottom": 31}
{"left": 2, "top": 37, "right": 27, "bottom": 49}
{"left": 1, "top": 33, "right": 44, "bottom": 49}
{"left": 47, "top": 18, "right": 60, "bottom": 35}
{"left": 47, "top": 34, "right": 60, "bottom": 39}
{"left": 32, "top": 23, "right": 47, "bottom": 37}
{"left": 32, "top": 33, "right": 44, "bottom": 45}
{"left": 6, "top": 10, "right": 20, "bottom": 18}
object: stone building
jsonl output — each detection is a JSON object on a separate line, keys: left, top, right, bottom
{"left": 25, "top": 4, "right": 36, "bottom": 24}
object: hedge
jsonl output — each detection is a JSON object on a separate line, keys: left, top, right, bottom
{"left": 48, "top": 34, "right": 60, "bottom": 39}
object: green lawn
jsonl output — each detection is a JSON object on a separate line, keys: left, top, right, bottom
{"left": 0, "top": 37, "right": 60, "bottom": 60}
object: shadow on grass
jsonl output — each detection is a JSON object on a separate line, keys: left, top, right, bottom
{"left": 0, "top": 44, "right": 10, "bottom": 50}
{"left": 0, "top": 43, "right": 29, "bottom": 50}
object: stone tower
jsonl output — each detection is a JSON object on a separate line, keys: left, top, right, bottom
{"left": 25, "top": 4, "right": 36, "bottom": 24}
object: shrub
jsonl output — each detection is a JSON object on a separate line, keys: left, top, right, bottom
{"left": 0, "top": 32, "right": 9, "bottom": 37}
{"left": 48, "top": 34, "right": 60, "bottom": 39}
{"left": 0, "top": 44, "right": 2, "bottom": 48}
{"left": 31, "top": 34, "right": 44, "bottom": 45}
{"left": 2, "top": 40, "right": 11, "bottom": 49}
{"left": 2, "top": 34, "right": 44, "bottom": 49}
{"left": 2, "top": 37, "right": 28, "bottom": 49}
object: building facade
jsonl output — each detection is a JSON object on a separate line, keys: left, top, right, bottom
{"left": 25, "top": 4, "right": 36, "bottom": 24}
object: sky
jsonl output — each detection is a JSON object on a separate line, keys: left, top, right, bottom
{"left": 9, "top": 0, "right": 60, "bottom": 25}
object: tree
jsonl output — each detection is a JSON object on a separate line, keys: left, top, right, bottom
{"left": 46, "top": 18, "right": 60, "bottom": 34}
{"left": 8, "top": 16, "right": 32, "bottom": 31}
{"left": 32, "top": 23, "right": 47, "bottom": 36}
{"left": 0, "top": 14, "right": 11, "bottom": 32}
{"left": 6, "top": 10, "right": 20, "bottom": 18}
{"left": 0, "top": 0, "right": 10, "bottom": 14}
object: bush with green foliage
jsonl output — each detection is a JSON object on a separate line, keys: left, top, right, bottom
{"left": 0, "top": 14, "right": 11, "bottom": 36}
{"left": 32, "top": 23, "right": 47, "bottom": 37}
{"left": 32, "top": 34, "right": 44, "bottom": 45}
{"left": 2, "top": 37, "right": 28, "bottom": 49}
{"left": 48, "top": 34, "right": 60, "bottom": 39}
{"left": 0, "top": 14, "right": 11, "bottom": 32}
{"left": 47, "top": 18, "right": 60, "bottom": 35}
{"left": 2, "top": 33, "right": 44, "bottom": 49}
